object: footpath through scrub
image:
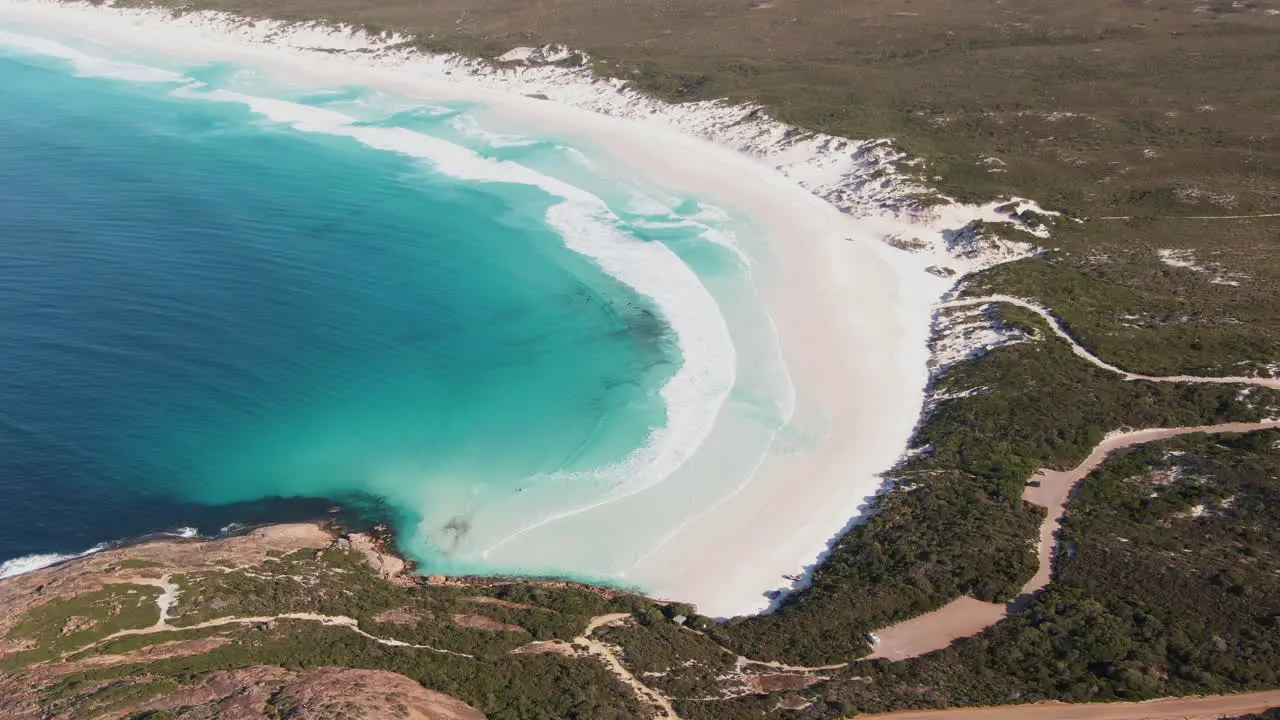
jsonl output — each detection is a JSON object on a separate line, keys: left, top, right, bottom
{"left": 943, "top": 295, "right": 1280, "bottom": 389}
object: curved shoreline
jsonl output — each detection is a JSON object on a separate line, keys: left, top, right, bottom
{"left": 2, "top": 0, "right": 1272, "bottom": 622}
{"left": 0, "top": 0, "right": 973, "bottom": 618}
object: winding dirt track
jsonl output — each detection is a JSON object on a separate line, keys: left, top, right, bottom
{"left": 943, "top": 295, "right": 1280, "bottom": 390}
{"left": 863, "top": 297, "right": 1280, "bottom": 658}
{"left": 84, "top": 575, "right": 476, "bottom": 659}
{"left": 575, "top": 613, "right": 681, "bottom": 719}
{"left": 853, "top": 691, "right": 1280, "bottom": 719}
{"left": 1097, "top": 213, "right": 1280, "bottom": 220}
{"left": 866, "top": 420, "right": 1280, "bottom": 661}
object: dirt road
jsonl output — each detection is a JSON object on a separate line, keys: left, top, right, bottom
{"left": 854, "top": 691, "right": 1280, "bottom": 719}
{"left": 943, "top": 296, "right": 1280, "bottom": 390}
{"left": 867, "top": 421, "right": 1280, "bottom": 660}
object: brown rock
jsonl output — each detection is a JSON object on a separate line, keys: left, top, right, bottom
{"left": 374, "top": 606, "right": 432, "bottom": 626}
{"left": 452, "top": 613, "right": 526, "bottom": 633}
{"left": 272, "top": 667, "right": 487, "bottom": 720}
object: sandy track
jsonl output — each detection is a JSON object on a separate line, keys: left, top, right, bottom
{"left": 75, "top": 605, "right": 676, "bottom": 717}
{"left": 80, "top": 592, "right": 474, "bottom": 659}
{"left": 943, "top": 295, "right": 1280, "bottom": 389}
{"left": 867, "top": 421, "right": 1280, "bottom": 661}
{"left": 575, "top": 613, "right": 681, "bottom": 719}
{"left": 1097, "top": 213, "right": 1280, "bottom": 220}
{"left": 852, "top": 690, "right": 1280, "bottom": 719}
{"left": 865, "top": 293, "right": 1280, "bottom": 659}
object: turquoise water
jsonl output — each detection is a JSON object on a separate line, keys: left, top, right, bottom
{"left": 0, "top": 26, "right": 787, "bottom": 583}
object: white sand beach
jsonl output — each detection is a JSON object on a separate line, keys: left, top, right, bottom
{"left": 0, "top": 0, "right": 1044, "bottom": 617}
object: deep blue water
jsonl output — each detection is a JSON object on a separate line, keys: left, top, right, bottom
{"left": 0, "top": 43, "right": 691, "bottom": 573}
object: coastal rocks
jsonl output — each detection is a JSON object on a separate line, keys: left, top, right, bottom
{"left": 374, "top": 606, "right": 433, "bottom": 625}
{"left": 0, "top": 522, "right": 335, "bottom": 628}
{"left": 452, "top": 612, "right": 525, "bottom": 632}
{"left": 272, "top": 668, "right": 488, "bottom": 719}
{"left": 347, "top": 532, "right": 410, "bottom": 585}
{"left": 64, "top": 666, "right": 489, "bottom": 720}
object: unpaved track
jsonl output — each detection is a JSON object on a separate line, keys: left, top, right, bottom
{"left": 852, "top": 690, "right": 1280, "bottom": 719}
{"left": 52, "top": 297, "right": 1280, "bottom": 718}
{"left": 74, "top": 604, "right": 674, "bottom": 716}
{"left": 943, "top": 295, "right": 1280, "bottom": 389}
{"left": 872, "top": 294, "right": 1279, "bottom": 658}
{"left": 1097, "top": 213, "right": 1280, "bottom": 220}
{"left": 85, "top": 584, "right": 674, "bottom": 716}
{"left": 107, "top": 575, "right": 181, "bottom": 630}
{"left": 576, "top": 613, "right": 681, "bottom": 719}
{"left": 867, "top": 420, "right": 1280, "bottom": 661}
{"left": 80, "top": 586, "right": 474, "bottom": 659}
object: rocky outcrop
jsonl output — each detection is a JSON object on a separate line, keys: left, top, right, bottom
{"left": 36, "top": 666, "right": 488, "bottom": 720}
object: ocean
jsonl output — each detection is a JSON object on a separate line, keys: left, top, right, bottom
{"left": 0, "top": 25, "right": 792, "bottom": 586}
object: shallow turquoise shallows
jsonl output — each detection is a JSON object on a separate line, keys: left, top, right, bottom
{"left": 0, "top": 37, "right": 758, "bottom": 578}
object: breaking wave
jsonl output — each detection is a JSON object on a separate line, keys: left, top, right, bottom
{"left": 0, "top": 542, "right": 110, "bottom": 580}
{"left": 167, "top": 86, "right": 737, "bottom": 552}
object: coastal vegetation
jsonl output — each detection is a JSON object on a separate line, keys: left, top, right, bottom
{"left": 99, "top": 0, "right": 1279, "bottom": 664}
{"left": 678, "top": 430, "right": 1280, "bottom": 718}
{"left": 970, "top": 223, "right": 1280, "bottom": 378}
{"left": 164, "top": 547, "right": 660, "bottom": 658}
{"left": 710, "top": 306, "right": 1280, "bottom": 665}
{"left": 6, "top": 541, "right": 655, "bottom": 719}
{"left": 7, "top": 425, "right": 1280, "bottom": 718}
{"left": 0, "top": 584, "right": 161, "bottom": 669}
{"left": 2, "top": 0, "right": 1278, "bottom": 716}
{"left": 44, "top": 620, "right": 643, "bottom": 720}
{"left": 596, "top": 620, "right": 737, "bottom": 700}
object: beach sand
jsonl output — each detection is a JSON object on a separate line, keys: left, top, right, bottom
{"left": 0, "top": 0, "right": 957, "bottom": 617}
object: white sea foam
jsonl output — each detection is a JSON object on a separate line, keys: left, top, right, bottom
{"left": 0, "top": 543, "right": 109, "bottom": 580}
{"left": 448, "top": 113, "right": 539, "bottom": 148}
{"left": 624, "top": 190, "right": 752, "bottom": 268}
{"left": 0, "top": 526, "right": 194, "bottom": 580}
{"left": 557, "top": 145, "right": 594, "bottom": 168}
{"left": 0, "top": 29, "right": 187, "bottom": 82}
{"left": 0, "top": 0, "right": 1060, "bottom": 616}
{"left": 480, "top": 202, "right": 733, "bottom": 544}
{"left": 167, "top": 85, "right": 736, "bottom": 553}
{"left": 625, "top": 190, "right": 676, "bottom": 217}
